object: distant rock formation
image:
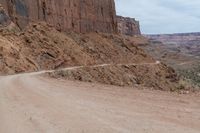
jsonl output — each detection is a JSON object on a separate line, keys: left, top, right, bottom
{"left": 0, "top": 0, "right": 117, "bottom": 33}
{"left": 146, "top": 32, "right": 200, "bottom": 45}
{"left": 117, "top": 16, "right": 141, "bottom": 36}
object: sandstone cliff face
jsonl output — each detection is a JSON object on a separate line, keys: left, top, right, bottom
{"left": 0, "top": 0, "right": 117, "bottom": 33}
{"left": 117, "top": 16, "right": 141, "bottom": 36}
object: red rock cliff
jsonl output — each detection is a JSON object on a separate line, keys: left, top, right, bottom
{"left": 0, "top": 0, "right": 117, "bottom": 33}
{"left": 117, "top": 16, "right": 141, "bottom": 36}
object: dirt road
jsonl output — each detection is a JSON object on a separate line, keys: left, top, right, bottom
{"left": 0, "top": 70, "right": 200, "bottom": 133}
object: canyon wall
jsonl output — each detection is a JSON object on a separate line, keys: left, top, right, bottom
{"left": 0, "top": 0, "right": 117, "bottom": 33}
{"left": 117, "top": 16, "right": 141, "bottom": 36}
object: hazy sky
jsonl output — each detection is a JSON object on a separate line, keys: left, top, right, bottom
{"left": 115, "top": 0, "right": 200, "bottom": 34}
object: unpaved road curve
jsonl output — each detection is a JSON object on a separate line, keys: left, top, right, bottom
{"left": 0, "top": 68, "right": 200, "bottom": 133}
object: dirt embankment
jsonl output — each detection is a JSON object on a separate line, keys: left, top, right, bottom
{"left": 48, "top": 62, "right": 178, "bottom": 91}
{"left": 0, "top": 22, "right": 180, "bottom": 90}
{"left": 0, "top": 22, "right": 153, "bottom": 74}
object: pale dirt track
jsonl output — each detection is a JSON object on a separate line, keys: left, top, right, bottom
{"left": 0, "top": 65, "right": 200, "bottom": 133}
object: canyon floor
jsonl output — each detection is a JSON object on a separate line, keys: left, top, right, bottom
{"left": 144, "top": 33, "right": 200, "bottom": 87}
{"left": 0, "top": 68, "right": 200, "bottom": 133}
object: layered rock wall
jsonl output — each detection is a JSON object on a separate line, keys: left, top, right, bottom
{"left": 117, "top": 16, "right": 141, "bottom": 36}
{"left": 0, "top": 0, "right": 117, "bottom": 33}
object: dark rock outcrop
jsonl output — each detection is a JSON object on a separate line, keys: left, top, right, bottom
{"left": 0, "top": 0, "right": 117, "bottom": 33}
{"left": 117, "top": 15, "right": 141, "bottom": 36}
{"left": 0, "top": 4, "right": 10, "bottom": 26}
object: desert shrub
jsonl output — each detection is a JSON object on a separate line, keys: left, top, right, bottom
{"left": 178, "top": 65, "right": 200, "bottom": 87}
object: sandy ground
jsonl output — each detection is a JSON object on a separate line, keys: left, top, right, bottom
{"left": 0, "top": 72, "right": 200, "bottom": 133}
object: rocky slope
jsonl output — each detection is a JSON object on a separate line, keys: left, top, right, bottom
{"left": 0, "top": 22, "right": 153, "bottom": 74}
{"left": 0, "top": 22, "right": 180, "bottom": 90}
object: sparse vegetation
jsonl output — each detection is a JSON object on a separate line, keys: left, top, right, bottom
{"left": 178, "top": 65, "right": 200, "bottom": 87}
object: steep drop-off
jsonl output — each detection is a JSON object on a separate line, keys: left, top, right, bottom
{"left": 143, "top": 33, "right": 200, "bottom": 87}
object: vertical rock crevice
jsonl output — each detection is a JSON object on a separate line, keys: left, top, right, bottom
{"left": 42, "top": 1, "right": 46, "bottom": 20}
